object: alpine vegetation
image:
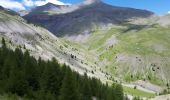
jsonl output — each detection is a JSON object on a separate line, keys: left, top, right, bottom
{"left": 0, "top": 38, "right": 124, "bottom": 100}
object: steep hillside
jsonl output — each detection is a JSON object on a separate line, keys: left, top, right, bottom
{"left": 0, "top": 7, "right": 108, "bottom": 83}
{"left": 24, "top": 1, "right": 154, "bottom": 37}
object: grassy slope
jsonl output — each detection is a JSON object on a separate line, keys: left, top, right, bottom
{"left": 86, "top": 25, "right": 170, "bottom": 85}
{"left": 64, "top": 24, "right": 170, "bottom": 92}
{"left": 123, "top": 86, "right": 156, "bottom": 98}
{"left": 62, "top": 24, "right": 167, "bottom": 97}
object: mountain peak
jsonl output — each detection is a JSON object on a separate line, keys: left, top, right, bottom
{"left": 45, "top": 2, "right": 60, "bottom": 7}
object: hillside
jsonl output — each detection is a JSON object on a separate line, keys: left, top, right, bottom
{"left": 0, "top": 6, "right": 109, "bottom": 83}
{"left": 0, "top": 41, "right": 123, "bottom": 100}
{"left": 1, "top": 2, "right": 170, "bottom": 99}
{"left": 63, "top": 20, "right": 170, "bottom": 93}
{"left": 23, "top": 0, "right": 170, "bottom": 95}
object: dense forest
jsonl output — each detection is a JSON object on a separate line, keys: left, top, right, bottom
{"left": 0, "top": 38, "right": 124, "bottom": 100}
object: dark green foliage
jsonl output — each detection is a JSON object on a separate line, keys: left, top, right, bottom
{"left": 1, "top": 37, "right": 6, "bottom": 48}
{"left": 132, "top": 96, "right": 141, "bottom": 100}
{"left": 59, "top": 68, "right": 80, "bottom": 100}
{"left": 114, "top": 84, "right": 124, "bottom": 100}
{"left": 0, "top": 38, "right": 124, "bottom": 100}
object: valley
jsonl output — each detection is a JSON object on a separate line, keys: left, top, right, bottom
{"left": 1, "top": 0, "right": 170, "bottom": 99}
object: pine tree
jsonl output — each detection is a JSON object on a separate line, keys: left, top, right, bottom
{"left": 59, "top": 67, "right": 80, "bottom": 100}
{"left": 2, "top": 37, "right": 6, "bottom": 48}
{"left": 81, "top": 73, "right": 92, "bottom": 100}
{"left": 106, "top": 87, "right": 114, "bottom": 100}
{"left": 2, "top": 55, "right": 11, "bottom": 79}
{"left": 7, "top": 69, "right": 29, "bottom": 96}
{"left": 113, "top": 84, "right": 124, "bottom": 100}
{"left": 0, "top": 38, "right": 7, "bottom": 68}
{"left": 41, "top": 58, "right": 62, "bottom": 98}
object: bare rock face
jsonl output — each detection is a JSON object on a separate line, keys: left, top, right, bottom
{"left": 24, "top": 1, "right": 154, "bottom": 37}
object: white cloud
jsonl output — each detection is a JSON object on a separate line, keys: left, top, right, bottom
{"left": 23, "top": 0, "right": 34, "bottom": 7}
{"left": 46, "top": 0, "right": 66, "bottom": 5}
{"left": 168, "top": 11, "right": 170, "bottom": 14}
{"left": 0, "top": 0, "right": 70, "bottom": 10}
{"left": 23, "top": 0, "right": 69, "bottom": 7}
{"left": 83, "top": 0, "right": 98, "bottom": 5}
{"left": 0, "top": 0, "right": 25, "bottom": 10}
{"left": 34, "top": 0, "right": 48, "bottom": 6}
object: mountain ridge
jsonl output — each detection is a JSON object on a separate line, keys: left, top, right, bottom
{"left": 24, "top": 1, "right": 154, "bottom": 37}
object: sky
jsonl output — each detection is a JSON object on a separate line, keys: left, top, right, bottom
{"left": 0, "top": 0, "right": 170, "bottom": 15}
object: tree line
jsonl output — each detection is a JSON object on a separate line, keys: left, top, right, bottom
{"left": 0, "top": 38, "right": 124, "bottom": 100}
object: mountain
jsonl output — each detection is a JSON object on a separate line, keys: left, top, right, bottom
{"left": 24, "top": 0, "right": 170, "bottom": 91}
{"left": 0, "top": 6, "right": 107, "bottom": 82}
{"left": 2, "top": 3, "right": 170, "bottom": 98}
{"left": 28, "top": 3, "right": 78, "bottom": 15}
{"left": 24, "top": 1, "right": 154, "bottom": 37}
{"left": 23, "top": 1, "right": 170, "bottom": 92}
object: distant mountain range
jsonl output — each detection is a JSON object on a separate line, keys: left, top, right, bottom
{"left": 24, "top": 1, "right": 154, "bottom": 36}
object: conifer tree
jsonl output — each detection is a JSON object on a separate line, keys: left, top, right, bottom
{"left": 114, "top": 84, "right": 124, "bottom": 100}
{"left": 0, "top": 38, "right": 7, "bottom": 68}
{"left": 2, "top": 37, "right": 6, "bottom": 48}
{"left": 59, "top": 67, "right": 80, "bottom": 100}
{"left": 81, "top": 73, "right": 92, "bottom": 100}
{"left": 41, "top": 58, "right": 61, "bottom": 98}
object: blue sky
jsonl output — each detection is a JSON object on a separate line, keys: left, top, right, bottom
{"left": 103, "top": 0, "right": 170, "bottom": 15}
{"left": 0, "top": 0, "right": 170, "bottom": 15}
{"left": 62, "top": 0, "right": 170, "bottom": 15}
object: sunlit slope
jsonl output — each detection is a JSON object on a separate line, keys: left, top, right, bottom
{"left": 73, "top": 24, "right": 170, "bottom": 86}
